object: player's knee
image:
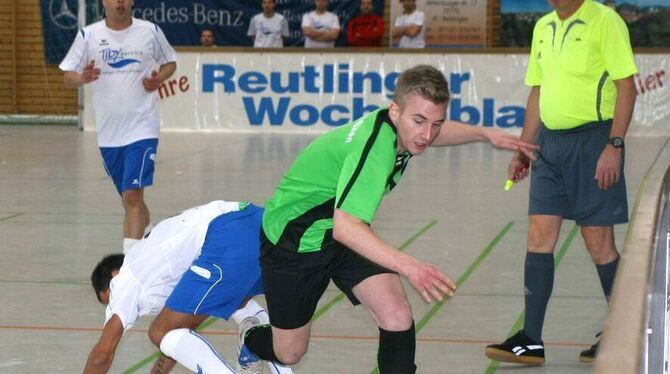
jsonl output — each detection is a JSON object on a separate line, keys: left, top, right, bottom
{"left": 148, "top": 321, "right": 167, "bottom": 347}
{"left": 159, "top": 329, "right": 189, "bottom": 357}
{"left": 275, "top": 347, "right": 306, "bottom": 365}
{"left": 122, "top": 189, "right": 144, "bottom": 208}
{"left": 377, "top": 303, "right": 413, "bottom": 331}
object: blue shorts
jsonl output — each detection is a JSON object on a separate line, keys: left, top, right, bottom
{"left": 166, "top": 204, "right": 265, "bottom": 320}
{"left": 100, "top": 138, "right": 158, "bottom": 195}
{"left": 529, "top": 121, "right": 628, "bottom": 226}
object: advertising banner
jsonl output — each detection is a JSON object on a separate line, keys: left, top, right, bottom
{"left": 44, "top": 0, "right": 385, "bottom": 65}
{"left": 83, "top": 52, "right": 669, "bottom": 135}
{"left": 390, "top": 0, "right": 488, "bottom": 47}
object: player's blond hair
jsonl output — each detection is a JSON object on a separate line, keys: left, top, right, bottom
{"left": 394, "top": 65, "right": 450, "bottom": 107}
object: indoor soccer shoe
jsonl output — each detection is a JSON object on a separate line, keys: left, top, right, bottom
{"left": 579, "top": 332, "right": 601, "bottom": 363}
{"left": 485, "top": 330, "right": 545, "bottom": 365}
{"left": 238, "top": 316, "right": 263, "bottom": 374}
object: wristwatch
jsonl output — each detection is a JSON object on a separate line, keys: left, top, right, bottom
{"left": 608, "top": 137, "right": 624, "bottom": 149}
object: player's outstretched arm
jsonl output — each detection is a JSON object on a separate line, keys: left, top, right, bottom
{"left": 83, "top": 315, "right": 124, "bottom": 374}
{"left": 431, "top": 120, "right": 538, "bottom": 160}
{"left": 333, "top": 209, "right": 456, "bottom": 302}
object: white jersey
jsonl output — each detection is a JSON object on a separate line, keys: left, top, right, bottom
{"left": 301, "top": 11, "right": 340, "bottom": 48}
{"left": 105, "top": 200, "right": 243, "bottom": 330}
{"left": 394, "top": 10, "right": 425, "bottom": 48}
{"left": 59, "top": 18, "right": 177, "bottom": 147}
{"left": 248, "top": 13, "right": 289, "bottom": 48}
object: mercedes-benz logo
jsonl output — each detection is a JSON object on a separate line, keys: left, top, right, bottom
{"left": 49, "top": 0, "right": 78, "bottom": 30}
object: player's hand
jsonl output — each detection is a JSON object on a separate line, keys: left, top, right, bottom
{"left": 595, "top": 145, "right": 622, "bottom": 190}
{"left": 508, "top": 152, "right": 530, "bottom": 182}
{"left": 487, "top": 130, "right": 538, "bottom": 161}
{"left": 150, "top": 354, "right": 177, "bottom": 374}
{"left": 404, "top": 259, "right": 456, "bottom": 303}
{"left": 143, "top": 70, "right": 161, "bottom": 92}
{"left": 81, "top": 60, "right": 101, "bottom": 84}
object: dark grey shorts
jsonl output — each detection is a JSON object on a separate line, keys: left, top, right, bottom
{"left": 529, "top": 121, "right": 628, "bottom": 226}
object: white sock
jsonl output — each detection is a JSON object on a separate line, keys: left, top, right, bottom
{"left": 122, "top": 238, "right": 139, "bottom": 254}
{"left": 231, "top": 299, "right": 269, "bottom": 325}
{"left": 266, "top": 361, "right": 294, "bottom": 374}
{"left": 160, "top": 328, "right": 237, "bottom": 374}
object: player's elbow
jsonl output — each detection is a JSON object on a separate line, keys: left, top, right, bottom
{"left": 332, "top": 224, "right": 346, "bottom": 243}
{"left": 332, "top": 212, "right": 356, "bottom": 244}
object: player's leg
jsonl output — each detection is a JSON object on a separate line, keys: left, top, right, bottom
{"left": 122, "top": 188, "right": 147, "bottom": 239}
{"left": 120, "top": 138, "right": 157, "bottom": 246}
{"left": 353, "top": 273, "right": 416, "bottom": 374}
{"left": 327, "top": 240, "right": 414, "bottom": 374}
{"left": 152, "top": 310, "right": 237, "bottom": 373}
{"left": 243, "top": 231, "right": 330, "bottom": 366}
{"left": 99, "top": 144, "right": 129, "bottom": 250}
{"left": 148, "top": 308, "right": 218, "bottom": 373}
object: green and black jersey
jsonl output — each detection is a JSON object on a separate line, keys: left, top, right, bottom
{"left": 263, "top": 109, "right": 411, "bottom": 253}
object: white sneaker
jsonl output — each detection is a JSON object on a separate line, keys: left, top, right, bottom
{"left": 238, "top": 316, "right": 263, "bottom": 374}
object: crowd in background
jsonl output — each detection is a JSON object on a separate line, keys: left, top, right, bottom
{"left": 199, "top": 0, "right": 422, "bottom": 49}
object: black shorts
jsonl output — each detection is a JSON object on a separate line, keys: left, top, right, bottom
{"left": 260, "top": 229, "right": 394, "bottom": 329}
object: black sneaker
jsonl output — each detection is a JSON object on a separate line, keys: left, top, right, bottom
{"left": 579, "top": 332, "right": 601, "bottom": 363}
{"left": 485, "top": 330, "right": 545, "bottom": 365}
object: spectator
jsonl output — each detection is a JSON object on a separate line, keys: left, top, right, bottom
{"left": 248, "top": 0, "right": 290, "bottom": 48}
{"left": 347, "top": 0, "right": 384, "bottom": 47}
{"left": 393, "top": 0, "right": 425, "bottom": 48}
{"left": 302, "top": 0, "right": 340, "bottom": 48}
{"left": 200, "top": 27, "right": 216, "bottom": 47}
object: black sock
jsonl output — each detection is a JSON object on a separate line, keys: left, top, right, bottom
{"left": 523, "top": 252, "right": 554, "bottom": 343}
{"left": 244, "top": 325, "right": 283, "bottom": 364}
{"left": 596, "top": 255, "right": 619, "bottom": 303}
{"left": 377, "top": 322, "right": 417, "bottom": 374}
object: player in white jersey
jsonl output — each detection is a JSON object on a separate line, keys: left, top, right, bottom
{"left": 301, "top": 0, "right": 340, "bottom": 48}
{"left": 59, "top": 0, "right": 177, "bottom": 253}
{"left": 85, "top": 201, "right": 292, "bottom": 374}
{"left": 393, "top": 0, "right": 425, "bottom": 48}
{"left": 248, "top": 0, "right": 290, "bottom": 48}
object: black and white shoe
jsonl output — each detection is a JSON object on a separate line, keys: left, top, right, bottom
{"left": 485, "top": 330, "right": 545, "bottom": 365}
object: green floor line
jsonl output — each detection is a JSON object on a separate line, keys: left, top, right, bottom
{"left": 312, "top": 220, "right": 438, "bottom": 322}
{"left": 484, "top": 224, "right": 579, "bottom": 374}
{"left": 123, "top": 317, "right": 218, "bottom": 373}
{"left": 370, "top": 222, "right": 516, "bottom": 374}
{"left": 124, "top": 220, "right": 437, "bottom": 373}
{"left": 0, "top": 213, "right": 23, "bottom": 222}
{"left": 416, "top": 221, "right": 515, "bottom": 333}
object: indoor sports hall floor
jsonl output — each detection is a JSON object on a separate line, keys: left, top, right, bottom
{"left": 0, "top": 125, "right": 665, "bottom": 374}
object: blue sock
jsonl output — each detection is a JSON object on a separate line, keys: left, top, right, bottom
{"left": 523, "top": 252, "right": 554, "bottom": 343}
{"left": 596, "top": 255, "right": 619, "bottom": 303}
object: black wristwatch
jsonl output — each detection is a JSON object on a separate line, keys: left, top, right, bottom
{"left": 608, "top": 137, "right": 624, "bottom": 149}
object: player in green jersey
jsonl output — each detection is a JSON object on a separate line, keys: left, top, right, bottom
{"left": 239, "top": 64, "right": 538, "bottom": 373}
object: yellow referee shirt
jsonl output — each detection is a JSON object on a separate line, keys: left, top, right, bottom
{"left": 525, "top": 0, "right": 637, "bottom": 130}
